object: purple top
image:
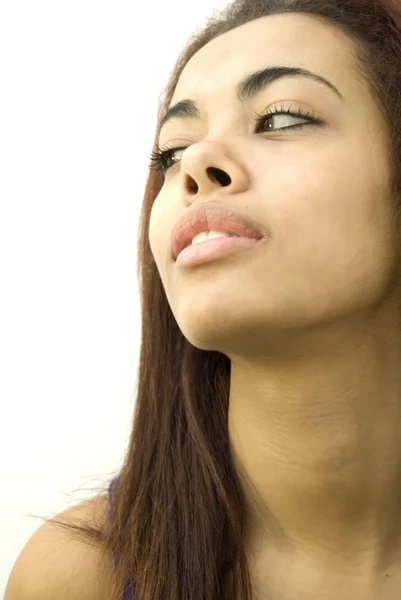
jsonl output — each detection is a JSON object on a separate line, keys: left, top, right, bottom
{"left": 108, "top": 476, "right": 136, "bottom": 600}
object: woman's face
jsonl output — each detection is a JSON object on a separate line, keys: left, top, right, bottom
{"left": 149, "top": 12, "right": 397, "bottom": 357}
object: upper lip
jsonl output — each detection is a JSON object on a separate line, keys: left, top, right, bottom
{"left": 171, "top": 201, "right": 268, "bottom": 260}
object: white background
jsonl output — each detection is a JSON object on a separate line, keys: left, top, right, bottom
{"left": 0, "top": 0, "right": 228, "bottom": 592}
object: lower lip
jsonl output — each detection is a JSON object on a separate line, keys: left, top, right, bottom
{"left": 175, "top": 236, "right": 265, "bottom": 267}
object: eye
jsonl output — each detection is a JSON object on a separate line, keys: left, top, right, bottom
{"left": 253, "top": 105, "right": 319, "bottom": 134}
{"left": 149, "top": 104, "right": 322, "bottom": 174}
{"left": 148, "top": 145, "right": 186, "bottom": 174}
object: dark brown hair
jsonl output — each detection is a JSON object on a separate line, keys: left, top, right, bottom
{"left": 37, "top": 1, "right": 401, "bottom": 599}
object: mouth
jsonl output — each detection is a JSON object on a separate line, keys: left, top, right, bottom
{"left": 171, "top": 202, "right": 267, "bottom": 261}
{"left": 175, "top": 233, "right": 268, "bottom": 267}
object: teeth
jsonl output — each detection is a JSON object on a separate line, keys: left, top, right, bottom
{"left": 191, "top": 230, "right": 240, "bottom": 245}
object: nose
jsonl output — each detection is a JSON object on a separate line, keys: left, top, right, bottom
{"left": 179, "top": 141, "right": 251, "bottom": 198}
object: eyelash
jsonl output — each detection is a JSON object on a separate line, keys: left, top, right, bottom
{"left": 148, "top": 104, "right": 322, "bottom": 174}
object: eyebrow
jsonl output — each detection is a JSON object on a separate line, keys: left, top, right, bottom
{"left": 160, "top": 65, "right": 343, "bottom": 131}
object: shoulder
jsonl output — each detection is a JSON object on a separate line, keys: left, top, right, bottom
{"left": 5, "top": 495, "right": 114, "bottom": 600}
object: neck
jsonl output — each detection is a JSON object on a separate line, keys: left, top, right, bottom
{"left": 228, "top": 313, "right": 401, "bottom": 582}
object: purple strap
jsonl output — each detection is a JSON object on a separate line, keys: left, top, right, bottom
{"left": 108, "top": 476, "right": 136, "bottom": 600}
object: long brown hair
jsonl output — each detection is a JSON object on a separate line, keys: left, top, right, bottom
{"left": 38, "top": 1, "right": 401, "bottom": 598}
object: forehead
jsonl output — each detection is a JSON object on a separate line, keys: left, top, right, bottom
{"left": 171, "top": 12, "right": 360, "bottom": 103}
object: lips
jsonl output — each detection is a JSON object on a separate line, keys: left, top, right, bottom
{"left": 171, "top": 202, "right": 267, "bottom": 260}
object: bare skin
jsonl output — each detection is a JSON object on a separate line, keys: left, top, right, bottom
{"left": 149, "top": 12, "right": 401, "bottom": 599}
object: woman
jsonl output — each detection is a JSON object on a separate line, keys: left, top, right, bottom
{"left": 6, "top": 0, "right": 401, "bottom": 599}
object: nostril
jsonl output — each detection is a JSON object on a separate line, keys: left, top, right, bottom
{"left": 206, "top": 167, "right": 231, "bottom": 186}
{"left": 186, "top": 175, "right": 198, "bottom": 194}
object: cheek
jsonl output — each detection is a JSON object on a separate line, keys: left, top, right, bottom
{"left": 148, "top": 193, "right": 179, "bottom": 290}
{"left": 148, "top": 199, "right": 166, "bottom": 265}
{"left": 262, "top": 143, "right": 395, "bottom": 289}
{"left": 265, "top": 138, "right": 386, "bottom": 242}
